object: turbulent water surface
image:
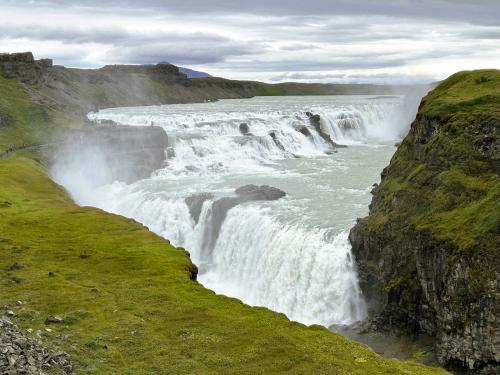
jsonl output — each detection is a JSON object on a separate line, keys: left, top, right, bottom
{"left": 54, "top": 95, "right": 413, "bottom": 328}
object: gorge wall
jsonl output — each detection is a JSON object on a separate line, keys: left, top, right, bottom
{"left": 49, "top": 125, "right": 169, "bottom": 185}
{"left": 349, "top": 70, "right": 499, "bottom": 373}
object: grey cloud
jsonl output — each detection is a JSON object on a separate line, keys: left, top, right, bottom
{"left": 0, "top": 24, "right": 267, "bottom": 65}
{"left": 459, "top": 29, "right": 500, "bottom": 40}
{"left": 108, "top": 41, "right": 262, "bottom": 65}
{"left": 279, "top": 43, "right": 320, "bottom": 51}
{"left": 223, "top": 44, "right": 486, "bottom": 73}
{"left": 6, "top": 0, "right": 500, "bottom": 25}
{"left": 269, "top": 71, "right": 433, "bottom": 84}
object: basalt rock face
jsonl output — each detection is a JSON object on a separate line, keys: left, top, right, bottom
{"left": 349, "top": 70, "right": 500, "bottom": 373}
{"left": 51, "top": 125, "right": 169, "bottom": 184}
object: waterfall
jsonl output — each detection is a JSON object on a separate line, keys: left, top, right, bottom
{"left": 55, "top": 95, "right": 407, "bottom": 328}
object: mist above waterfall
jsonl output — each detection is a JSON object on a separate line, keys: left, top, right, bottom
{"left": 52, "top": 94, "right": 422, "bottom": 327}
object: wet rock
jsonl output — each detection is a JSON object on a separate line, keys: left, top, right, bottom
{"left": 235, "top": 184, "right": 286, "bottom": 201}
{"left": 239, "top": 123, "right": 251, "bottom": 135}
{"left": 201, "top": 185, "right": 286, "bottom": 259}
{"left": 332, "top": 142, "right": 348, "bottom": 148}
{"left": 295, "top": 125, "right": 312, "bottom": 138}
{"left": 166, "top": 146, "right": 175, "bottom": 159}
{"left": 185, "top": 193, "right": 214, "bottom": 224}
{"left": 305, "top": 112, "right": 337, "bottom": 147}
{"left": 269, "top": 131, "right": 285, "bottom": 151}
{"left": 324, "top": 149, "right": 338, "bottom": 155}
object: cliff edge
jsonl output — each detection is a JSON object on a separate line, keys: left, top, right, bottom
{"left": 350, "top": 70, "right": 499, "bottom": 373}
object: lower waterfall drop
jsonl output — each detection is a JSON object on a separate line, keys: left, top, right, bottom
{"left": 53, "top": 95, "right": 415, "bottom": 328}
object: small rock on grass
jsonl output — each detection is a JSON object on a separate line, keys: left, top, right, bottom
{"left": 45, "top": 316, "right": 63, "bottom": 324}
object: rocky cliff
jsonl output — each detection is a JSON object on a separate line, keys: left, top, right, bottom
{"left": 0, "top": 52, "right": 52, "bottom": 85}
{"left": 349, "top": 70, "right": 499, "bottom": 373}
{"left": 0, "top": 51, "right": 419, "bottom": 122}
{"left": 50, "top": 125, "right": 169, "bottom": 184}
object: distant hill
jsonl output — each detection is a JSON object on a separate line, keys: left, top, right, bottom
{"left": 158, "top": 61, "right": 211, "bottom": 78}
{"left": 178, "top": 66, "right": 211, "bottom": 78}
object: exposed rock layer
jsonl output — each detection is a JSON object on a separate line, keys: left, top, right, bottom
{"left": 0, "top": 52, "right": 52, "bottom": 85}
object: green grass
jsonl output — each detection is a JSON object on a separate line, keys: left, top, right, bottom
{"left": 0, "top": 76, "right": 54, "bottom": 151}
{"left": 419, "top": 69, "right": 500, "bottom": 119}
{"left": 249, "top": 84, "right": 288, "bottom": 97}
{"left": 0, "top": 155, "right": 448, "bottom": 375}
{"left": 0, "top": 75, "right": 449, "bottom": 374}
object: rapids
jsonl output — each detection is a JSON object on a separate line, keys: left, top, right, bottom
{"left": 52, "top": 95, "right": 418, "bottom": 327}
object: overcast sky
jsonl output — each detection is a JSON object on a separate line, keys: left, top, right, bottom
{"left": 1, "top": 0, "right": 499, "bottom": 83}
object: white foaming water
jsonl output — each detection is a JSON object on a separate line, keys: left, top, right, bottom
{"left": 55, "top": 95, "right": 415, "bottom": 328}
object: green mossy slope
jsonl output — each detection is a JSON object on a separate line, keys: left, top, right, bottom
{"left": 0, "top": 74, "right": 448, "bottom": 374}
{"left": 371, "top": 69, "right": 499, "bottom": 258}
{"left": 350, "top": 69, "right": 499, "bottom": 370}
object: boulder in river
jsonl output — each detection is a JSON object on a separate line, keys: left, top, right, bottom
{"left": 305, "top": 112, "right": 339, "bottom": 147}
{"left": 295, "top": 125, "right": 312, "bottom": 138}
{"left": 201, "top": 185, "right": 286, "bottom": 260}
{"left": 185, "top": 193, "right": 214, "bottom": 224}
{"left": 269, "top": 131, "right": 285, "bottom": 151}
{"left": 239, "top": 123, "right": 251, "bottom": 135}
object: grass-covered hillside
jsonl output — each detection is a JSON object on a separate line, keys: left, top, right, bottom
{"left": 0, "top": 77, "right": 448, "bottom": 372}
{"left": 350, "top": 69, "right": 499, "bottom": 372}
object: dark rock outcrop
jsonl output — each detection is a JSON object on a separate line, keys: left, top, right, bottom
{"left": 349, "top": 70, "right": 500, "bottom": 373}
{"left": 0, "top": 52, "right": 52, "bottom": 84}
{"left": 269, "top": 131, "right": 286, "bottom": 151}
{"left": 185, "top": 193, "right": 213, "bottom": 224}
{"left": 305, "top": 112, "right": 341, "bottom": 149}
{"left": 51, "top": 125, "right": 169, "bottom": 184}
{"left": 295, "top": 125, "right": 312, "bottom": 138}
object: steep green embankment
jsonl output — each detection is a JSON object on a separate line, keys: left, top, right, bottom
{"left": 350, "top": 70, "right": 499, "bottom": 373}
{"left": 0, "top": 78, "right": 447, "bottom": 373}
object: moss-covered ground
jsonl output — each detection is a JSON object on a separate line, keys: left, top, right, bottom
{"left": 0, "top": 75, "right": 448, "bottom": 374}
